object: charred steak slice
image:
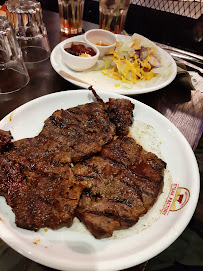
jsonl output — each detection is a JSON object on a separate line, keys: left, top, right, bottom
{"left": 39, "top": 101, "right": 116, "bottom": 163}
{"left": 0, "top": 98, "right": 136, "bottom": 233}
{"left": 38, "top": 98, "right": 134, "bottom": 163}
{"left": 5, "top": 136, "right": 73, "bottom": 175}
{"left": 0, "top": 98, "right": 134, "bottom": 171}
{"left": 0, "top": 129, "right": 12, "bottom": 153}
{"left": 100, "top": 136, "right": 165, "bottom": 210}
{"left": 0, "top": 153, "right": 85, "bottom": 230}
{"left": 73, "top": 156, "right": 147, "bottom": 239}
{"left": 90, "top": 86, "right": 134, "bottom": 136}
{"left": 107, "top": 98, "right": 134, "bottom": 136}
{"left": 0, "top": 100, "right": 118, "bottom": 190}
{"left": 129, "top": 175, "right": 163, "bottom": 210}
{"left": 101, "top": 136, "right": 166, "bottom": 182}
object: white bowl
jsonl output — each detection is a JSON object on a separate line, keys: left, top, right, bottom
{"left": 60, "top": 41, "right": 99, "bottom": 71}
{"left": 84, "top": 29, "right": 117, "bottom": 57}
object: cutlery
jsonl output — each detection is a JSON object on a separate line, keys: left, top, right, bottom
{"left": 155, "top": 42, "right": 203, "bottom": 64}
{"left": 173, "top": 56, "right": 203, "bottom": 74}
{"left": 165, "top": 50, "right": 203, "bottom": 65}
{"left": 59, "top": 70, "right": 91, "bottom": 86}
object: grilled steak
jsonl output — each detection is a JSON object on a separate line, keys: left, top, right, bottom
{"left": 0, "top": 92, "right": 165, "bottom": 237}
{"left": 107, "top": 98, "right": 134, "bottom": 136}
{"left": 0, "top": 129, "right": 12, "bottom": 153}
{"left": 89, "top": 86, "right": 135, "bottom": 136}
{"left": 101, "top": 136, "right": 166, "bottom": 182}
{"left": 101, "top": 136, "right": 165, "bottom": 210}
{"left": 73, "top": 137, "right": 166, "bottom": 238}
{"left": 39, "top": 101, "right": 116, "bottom": 163}
{"left": 0, "top": 147, "right": 86, "bottom": 230}
{"left": 73, "top": 156, "right": 147, "bottom": 238}
{"left": 0, "top": 99, "right": 134, "bottom": 175}
{"left": 0, "top": 97, "right": 135, "bottom": 233}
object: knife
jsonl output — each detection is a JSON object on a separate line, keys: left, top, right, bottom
{"left": 155, "top": 42, "right": 203, "bottom": 63}
{"left": 173, "top": 56, "right": 203, "bottom": 74}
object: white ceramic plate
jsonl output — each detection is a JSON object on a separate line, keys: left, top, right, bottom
{"left": 0, "top": 90, "right": 199, "bottom": 271}
{"left": 50, "top": 34, "right": 177, "bottom": 95}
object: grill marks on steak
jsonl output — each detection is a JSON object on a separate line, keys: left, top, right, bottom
{"left": 0, "top": 129, "right": 12, "bottom": 153}
{"left": 13, "top": 167, "right": 85, "bottom": 231}
{"left": 0, "top": 99, "right": 117, "bottom": 231}
{"left": 0, "top": 147, "right": 86, "bottom": 230}
{"left": 73, "top": 136, "right": 166, "bottom": 238}
{"left": 107, "top": 98, "right": 134, "bottom": 136}
{"left": 39, "top": 102, "right": 116, "bottom": 163}
{"left": 0, "top": 97, "right": 166, "bottom": 238}
{"left": 101, "top": 136, "right": 166, "bottom": 210}
{"left": 7, "top": 136, "right": 73, "bottom": 175}
{"left": 0, "top": 98, "right": 134, "bottom": 232}
{"left": 101, "top": 136, "right": 166, "bottom": 182}
{"left": 73, "top": 156, "right": 147, "bottom": 238}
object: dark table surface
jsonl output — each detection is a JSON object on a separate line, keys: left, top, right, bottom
{"left": 0, "top": 8, "right": 202, "bottom": 271}
{"left": 0, "top": 8, "right": 202, "bottom": 120}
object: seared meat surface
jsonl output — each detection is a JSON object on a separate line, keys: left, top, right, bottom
{"left": 107, "top": 98, "right": 134, "bottom": 136}
{"left": 0, "top": 100, "right": 118, "bottom": 230}
{"left": 0, "top": 96, "right": 165, "bottom": 238}
{"left": 4, "top": 136, "right": 67, "bottom": 175}
{"left": 101, "top": 136, "right": 166, "bottom": 182}
{"left": 73, "top": 156, "right": 147, "bottom": 238}
{"left": 39, "top": 102, "right": 116, "bottom": 163}
{"left": 73, "top": 137, "right": 165, "bottom": 238}
{"left": 0, "top": 141, "right": 86, "bottom": 230}
{"left": 0, "top": 98, "right": 135, "bottom": 233}
{"left": 0, "top": 129, "right": 12, "bottom": 153}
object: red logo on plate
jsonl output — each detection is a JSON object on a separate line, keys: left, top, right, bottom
{"left": 161, "top": 184, "right": 190, "bottom": 215}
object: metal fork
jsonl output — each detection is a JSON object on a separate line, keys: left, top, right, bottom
{"left": 155, "top": 42, "right": 203, "bottom": 63}
{"left": 172, "top": 56, "right": 203, "bottom": 74}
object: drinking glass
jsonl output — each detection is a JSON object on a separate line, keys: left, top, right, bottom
{"left": 5, "top": 0, "right": 50, "bottom": 63}
{"left": 58, "top": 0, "right": 84, "bottom": 36}
{"left": 0, "top": 16, "right": 29, "bottom": 94}
{"left": 99, "top": 0, "right": 130, "bottom": 34}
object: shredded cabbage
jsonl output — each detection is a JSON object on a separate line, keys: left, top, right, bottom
{"left": 95, "top": 36, "right": 166, "bottom": 86}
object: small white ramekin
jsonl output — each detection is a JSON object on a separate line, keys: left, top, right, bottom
{"left": 84, "top": 29, "right": 117, "bottom": 57}
{"left": 60, "top": 41, "right": 100, "bottom": 71}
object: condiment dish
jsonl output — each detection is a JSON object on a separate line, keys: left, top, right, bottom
{"left": 60, "top": 41, "right": 99, "bottom": 71}
{"left": 84, "top": 29, "right": 117, "bottom": 57}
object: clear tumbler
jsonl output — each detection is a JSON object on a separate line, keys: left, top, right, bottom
{"left": 58, "top": 0, "right": 84, "bottom": 36}
{"left": 99, "top": 0, "right": 130, "bottom": 34}
{"left": 0, "top": 16, "right": 29, "bottom": 94}
{"left": 5, "top": 0, "right": 50, "bottom": 63}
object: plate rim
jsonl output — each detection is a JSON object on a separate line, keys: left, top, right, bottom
{"left": 0, "top": 90, "right": 200, "bottom": 271}
{"left": 50, "top": 33, "right": 177, "bottom": 95}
